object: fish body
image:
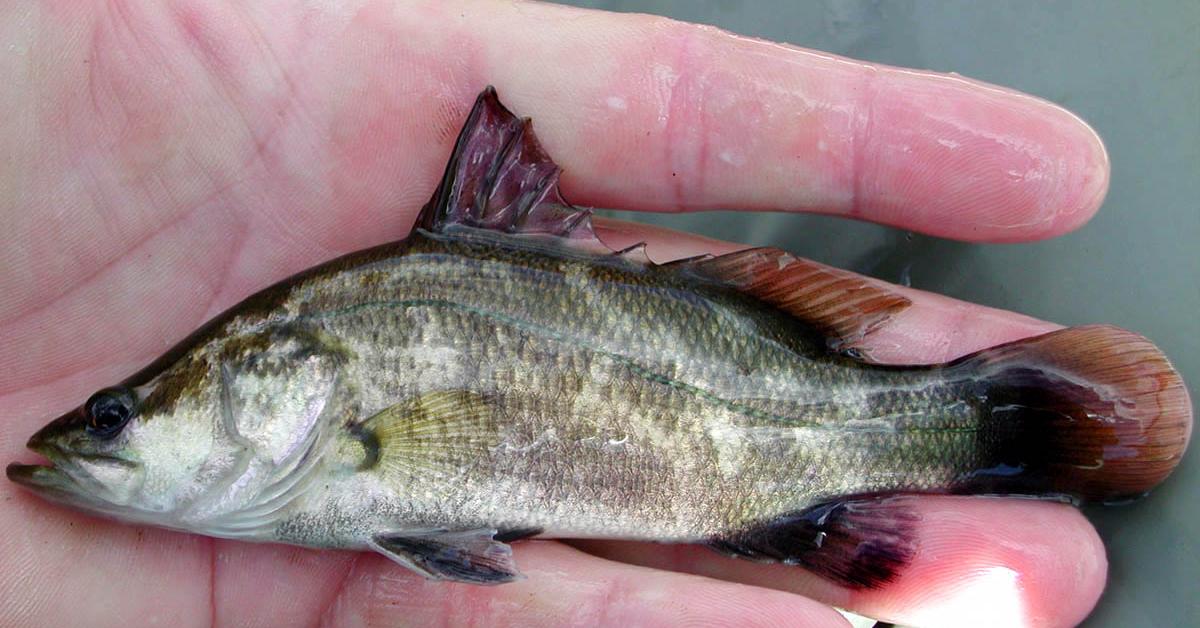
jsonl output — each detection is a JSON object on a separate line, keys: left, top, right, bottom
{"left": 8, "top": 88, "right": 1191, "bottom": 588}
{"left": 192, "top": 228, "right": 969, "bottom": 547}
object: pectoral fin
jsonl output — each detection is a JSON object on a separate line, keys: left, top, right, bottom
{"left": 350, "top": 389, "right": 500, "bottom": 478}
{"left": 370, "top": 528, "right": 522, "bottom": 585}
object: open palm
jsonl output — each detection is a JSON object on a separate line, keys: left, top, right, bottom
{"left": 2, "top": 2, "right": 1118, "bottom": 626}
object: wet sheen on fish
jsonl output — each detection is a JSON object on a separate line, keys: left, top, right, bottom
{"left": 8, "top": 88, "right": 1192, "bottom": 588}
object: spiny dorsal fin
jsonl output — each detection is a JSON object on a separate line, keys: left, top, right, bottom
{"left": 418, "top": 86, "right": 596, "bottom": 241}
{"left": 678, "top": 248, "right": 912, "bottom": 350}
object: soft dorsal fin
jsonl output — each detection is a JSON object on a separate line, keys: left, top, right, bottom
{"left": 676, "top": 248, "right": 912, "bottom": 349}
{"left": 418, "top": 86, "right": 596, "bottom": 240}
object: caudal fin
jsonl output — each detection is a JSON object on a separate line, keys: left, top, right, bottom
{"left": 959, "top": 325, "right": 1192, "bottom": 503}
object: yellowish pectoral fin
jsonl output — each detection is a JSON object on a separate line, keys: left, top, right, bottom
{"left": 348, "top": 390, "right": 500, "bottom": 477}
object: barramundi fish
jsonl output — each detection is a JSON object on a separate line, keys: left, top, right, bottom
{"left": 7, "top": 88, "right": 1192, "bottom": 588}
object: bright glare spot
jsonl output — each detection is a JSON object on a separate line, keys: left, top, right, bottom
{"left": 606, "top": 96, "right": 628, "bottom": 111}
{"left": 718, "top": 149, "right": 745, "bottom": 166}
{"left": 910, "top": 566, "right": 1025, "bottom": 628}
{"left": 835, "top": 608, "right": 879, "bottom": 628}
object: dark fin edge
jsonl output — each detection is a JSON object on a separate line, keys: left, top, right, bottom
{"left": 494, "top": 527, "right": 543, "bottom": 543}
{"left": 959, "top": 325, "right": 1193, "bottom": 503}
{"left": 708, "top": 496, "right": 918, "bottom": 590}
{"left": 674, "top": 248, "right": 912, "bottom": 352}
{"left": 418, "top": 86, "right": 595, "bottom": 241}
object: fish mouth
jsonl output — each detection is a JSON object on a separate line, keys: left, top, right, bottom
{"left": 6, "top": 460, "right": 71, "bottom": 493}
{"left": 8, "top": 404, "right": 129, "bottom": 493}
{"left": 8, "top": 407, "right": 83, "bottom": 494}
{"left": 5, "top": 457, "right": 87, "bottom": 506}
{"left": 8, "top": 434, "right": 72, "bottom": 492}
{"left": 7, "top": 456, "right": 152, "bottom": 527}
{"left": 7, "top": 438, "right": 137, "bottom": 504}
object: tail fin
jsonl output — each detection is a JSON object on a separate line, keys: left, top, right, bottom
{"left": 957, "top": 325, "right": 1192, "bottom": 503}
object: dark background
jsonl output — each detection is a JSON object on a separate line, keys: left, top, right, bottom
{"left": 560, "top": 1, "right": 1199, "bottom": 626}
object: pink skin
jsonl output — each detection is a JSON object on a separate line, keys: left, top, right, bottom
{"left": 0, "top": 1, "right": 1123, "bottom": 626}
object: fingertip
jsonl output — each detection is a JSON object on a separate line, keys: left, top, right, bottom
{"left": 857, "top": 69, "right": 1111, "bottom": 242}
{"left": 1033, "top": 99, "right": 1110, "bottom": 237}
{"left": 1020, "top": 506, "right": 1108, "bottom": 627}
{"left": 854, "top": 498, "right": 1107, "bottom": 628}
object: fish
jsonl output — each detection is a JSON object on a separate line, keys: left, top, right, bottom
{"left": 7, "top": 87, "right": 1192, "bottom": 589}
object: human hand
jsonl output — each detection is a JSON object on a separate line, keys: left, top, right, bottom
{"left": 1, "top": 1, "right": 1115, "bottom": 626}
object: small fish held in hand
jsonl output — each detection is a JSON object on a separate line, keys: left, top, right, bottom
{"left": 8, "top": 88, "right": 1192, "bottom": 588}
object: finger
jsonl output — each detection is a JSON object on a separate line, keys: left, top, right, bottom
{"left": 464, "top": 2, "right": 1109, "bottom": 240}
{"left": 6, "top": 0, "right": 1107, "bottom": 328}
{"left": 573, "top": 496, "right": 1107, "bottom": 628}
{"left": 308, "top": 542, "right": 849, "bottom": 627}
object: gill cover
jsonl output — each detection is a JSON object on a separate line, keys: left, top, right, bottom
{"left": 181, "top": 325, "right": 351, "bottom": 537}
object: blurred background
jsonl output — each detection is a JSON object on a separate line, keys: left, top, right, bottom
{"left": 561, "top": 1, "right": 1199, "bottom": 626}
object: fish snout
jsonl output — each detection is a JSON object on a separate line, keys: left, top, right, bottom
{"left": 8, "top": 405, "right": 141, "bottom": 505}
{"left": 25, "top": 406, "right": 88, "bottom": 452}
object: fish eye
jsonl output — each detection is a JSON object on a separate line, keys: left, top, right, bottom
{"left": 84, "top": 387, "right": 137, "bottom": 439}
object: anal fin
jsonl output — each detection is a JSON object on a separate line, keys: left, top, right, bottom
{"left": 370, "top": 528, "right": 522, "bottom": 585}
{"left": 708, "top": 496, "right": 918, "bottom": 590}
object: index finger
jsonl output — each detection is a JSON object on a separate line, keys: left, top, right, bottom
{"left": 464, "top": 2, "right": 1109, "bottom": 241}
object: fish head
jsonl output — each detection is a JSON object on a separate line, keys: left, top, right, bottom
{"left": 8, "top": 323, "right": 348, "bottom": 531}
{"left": 7, "top": 351, "right": 232, "bottom": 525}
